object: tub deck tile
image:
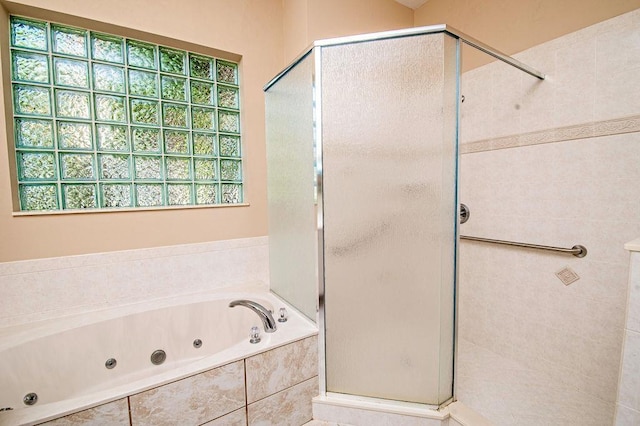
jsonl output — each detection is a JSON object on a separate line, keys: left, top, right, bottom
{"left": 36, "top": 398, "right": 129, "bottom": 426}
{"left": 246, "top": 335, "right": 318, "bottom": 403}
{"left": 247, "top": 376, "right": 318, "bottom": 426}
{"left": 202, "top": 407, "right": 247, "bottom": 425}
{"left": 129, "top": 360, "right": 245, "bottom": 426}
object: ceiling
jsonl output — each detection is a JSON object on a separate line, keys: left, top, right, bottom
{"left": 394, "top": 0, "right": 429, "bottom": 9}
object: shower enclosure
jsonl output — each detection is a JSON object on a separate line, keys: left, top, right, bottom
{"left": 265, "top": 26, "right": 543, "bottom": 408}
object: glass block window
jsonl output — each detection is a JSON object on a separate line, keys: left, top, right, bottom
{"left": 9, "top": 16, "right": 242, "bottom": 211}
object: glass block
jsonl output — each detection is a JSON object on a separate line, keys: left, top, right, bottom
{"left": 12, "top": 51, "right": 49, "bottom": 83}
{"left": 161, "top": 76, "right": 186, "bottom": 101}
{"left": 194, "top": 158, "right": 216, "bottom": 181}
{"left": 52, "top": 25, "right": 87, "bottom": 57}
{"left": 196, "top": 184, "right": 217, "bottom": 205}
{"left": 216, "top": 61, "right": 238, "bottom": 85}
{"left": 134, "top": 156, "right": 162, "bottom": 179}
{"left": 11, "top": 17, "right": 47, "bottom": 51}
{"left": 220, "top": 159, "right": 242, "bottom": 181}
{"left": 63, "top": 184, "right": 97, "bottom": 209}
{"left": 20, "top": 184, "right": 58, "bottom": 210}
{"left": 15, "top": 118, "right": 53, "bottom": 148}
{"left": 218, "top": 86, "right": 239, "bottom": 109}
{"left": 193, "top": 133, "right": 215, "bottom": 156}
{"left": 163, "top": 103, "right": 188, "bottom": 128}
{"left": 190, "top": 81, "right": 214, "bottom": 105}
{"left": 166, "top": 157, "right": 191, "bottom": 180}
{"left": 128, "top": 40, "right": 156, "bottom": 69}
{"left": 61, "top": 153, "right": 95, "bottom": 180}
{"left": 219, "top": 135, "right": 240, "bottom": 157}
{"left": 101, "top": 184, "right": 132, "bottom": 208}
{"left": 130, "top": 99, "right": 159, "bottom": 124}
{"left": 93, "top": 64, "right": 125, "bottom": 93}
{"left": 164, "top": 130, "right": 189, "bottom": 154}
{"left": 58, "top": 122, "right": 93, "bottom": 150}
{"left": 221, "top": 183, "right": 242, "bottom": 203}
{"left": 218, "top": 110, "right": 240, "bottom": 133}
{"left": 53, "top": 58, "right": 89, "bottom": 88}
{"left": 192, "top": 107, "right": 215, "bottom": 130}
{"left": 96, "top": 124, "right": 128, "bottom": 151}
{"left": 132, "top": 127, "right": 160, "bottom": 152}
{"left": 100, "top": 154, "right": 130, "bottom": 179}
{"left": 160, "top": 47, "right": 185, "bottom": 75}
{"left": 14, "top": 84, "right": 51, "bottom": 116}
{"left": 168, "top": 184, "right": 191, "bottom": 205}
{"left": 95, "top": 94, "right": 126, "bottom": 122}
{"left": 135, "top": 184, "right": 163, "bottom": 207}
{"left": 91, "top": 33, "right": 124, "bottom": 63}
{"left": 56, "top": 90, "right": 90, "bottom": 119}
{"left": 189, "top": 54, "right": 213, "bottom": 80}
{"left": 128, "top": 69, "right": 158, "bottom": 97}
{"left": 18, "top": 151, "right": 56, "bottom": 180}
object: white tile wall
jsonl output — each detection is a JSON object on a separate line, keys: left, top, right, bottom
{"left": 460, "top": 8, "right": 640, "bottom": 144}
{"left": 457, "top": 7, "right": 640, "bottom": 426}
{"left": 0, "top": 237, "right": 269, "bottom": 327}
{"left": 615, "top": 249, "right": 640, "bottom": 425}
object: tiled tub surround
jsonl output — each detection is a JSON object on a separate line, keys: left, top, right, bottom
{"left": 456, "top": 8, "right": 640, "bottom": 426}
{"left": 615, "top": 239, "right": 640, "bottom": 425}
{"left": 0, "top": 286, "right": 318, "bottom": 426}
{"left": 38, "top": 336, "right": 318, "bottom": 426}
{"left": 0, "top": 236, "right": 268, "bottom": 327}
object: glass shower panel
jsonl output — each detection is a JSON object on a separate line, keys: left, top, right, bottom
{"left": 265, "top": 52, "right": 317, "bottom": 321}
{"left": 322, "top": 33, "right": 458, "bottom": 404}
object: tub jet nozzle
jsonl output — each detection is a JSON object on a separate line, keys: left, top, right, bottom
{"left": 150, "top": 349, "right": 166, "bottom": 365}
{"left": 23, "top": 393, "right": 37, "bottom": 406}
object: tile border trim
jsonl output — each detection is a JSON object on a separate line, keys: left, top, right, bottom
{"left": 461, "top": 114, "right": 640, "bottom": 154}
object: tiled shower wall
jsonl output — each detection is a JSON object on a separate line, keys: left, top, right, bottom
{"left": 616, "top": 243, "right": 640, "bottom": 425}
{"left": 0, "top": 236, "right": 268, "bottom": 327}
{"left": 457, "top": 8, "right": 640, "bottom": 426}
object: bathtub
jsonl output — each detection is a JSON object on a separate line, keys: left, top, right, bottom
{"left": 0, "top": 284, "right": 318, "bottom": 426}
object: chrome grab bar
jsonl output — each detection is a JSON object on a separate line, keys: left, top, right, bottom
{"left": 460, "top": 235, "right": 587, "bottom": 258}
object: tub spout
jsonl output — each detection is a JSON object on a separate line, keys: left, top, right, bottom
{"left": 229, "top": 300, "right": 277, "bottom": 333}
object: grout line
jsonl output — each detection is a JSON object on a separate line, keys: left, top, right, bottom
{"left": 247, "top": 375, "right": 319, "bottom": 406}
{"left": 244, "top": 359, "right": 249, "bottom": 425}
{"left": 127, "top": 396, "right": 133, "bottom": 426}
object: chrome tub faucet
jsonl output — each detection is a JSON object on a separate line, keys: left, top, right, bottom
{"left": 229, "top": 300, "right": 277, "bottom": 333}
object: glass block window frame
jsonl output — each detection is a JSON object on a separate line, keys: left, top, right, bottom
{"left": 9, "top": 15, "right": 243, "bottom": 212}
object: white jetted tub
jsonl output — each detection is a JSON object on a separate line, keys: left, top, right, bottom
{"left": 0, "top": 284, "right": 317, "bottom": 425}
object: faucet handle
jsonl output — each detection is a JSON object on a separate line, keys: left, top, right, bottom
{"left": 277, "top": 307, "right": 288, "bottom": 323}
{"left": 249, "top": 326, "right": 261, "bottom": 344}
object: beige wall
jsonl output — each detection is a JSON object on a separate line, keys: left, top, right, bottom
{"left": 283, "top": 0, "right": 413, "bottom": 64}
{"left": 0, "top": 0, "right": 413, "bottom": 262}
{"left": 3, "top": 0, "right": 636, "bottom": 263}
{"left": 415, "top": 0, "right": 640, "bottom": 69}
{"left": 0, "top": 0, "right": 284, "bottom": 261}
{"left": 283, "top": 0, "right": 309, "bottom": 65}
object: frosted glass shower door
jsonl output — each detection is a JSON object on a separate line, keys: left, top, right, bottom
{"left": 265, "top": 53, "right": 317, "bottom": 321}
{"left": 322, "top": 33, "right": 459, "bottom": 405}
